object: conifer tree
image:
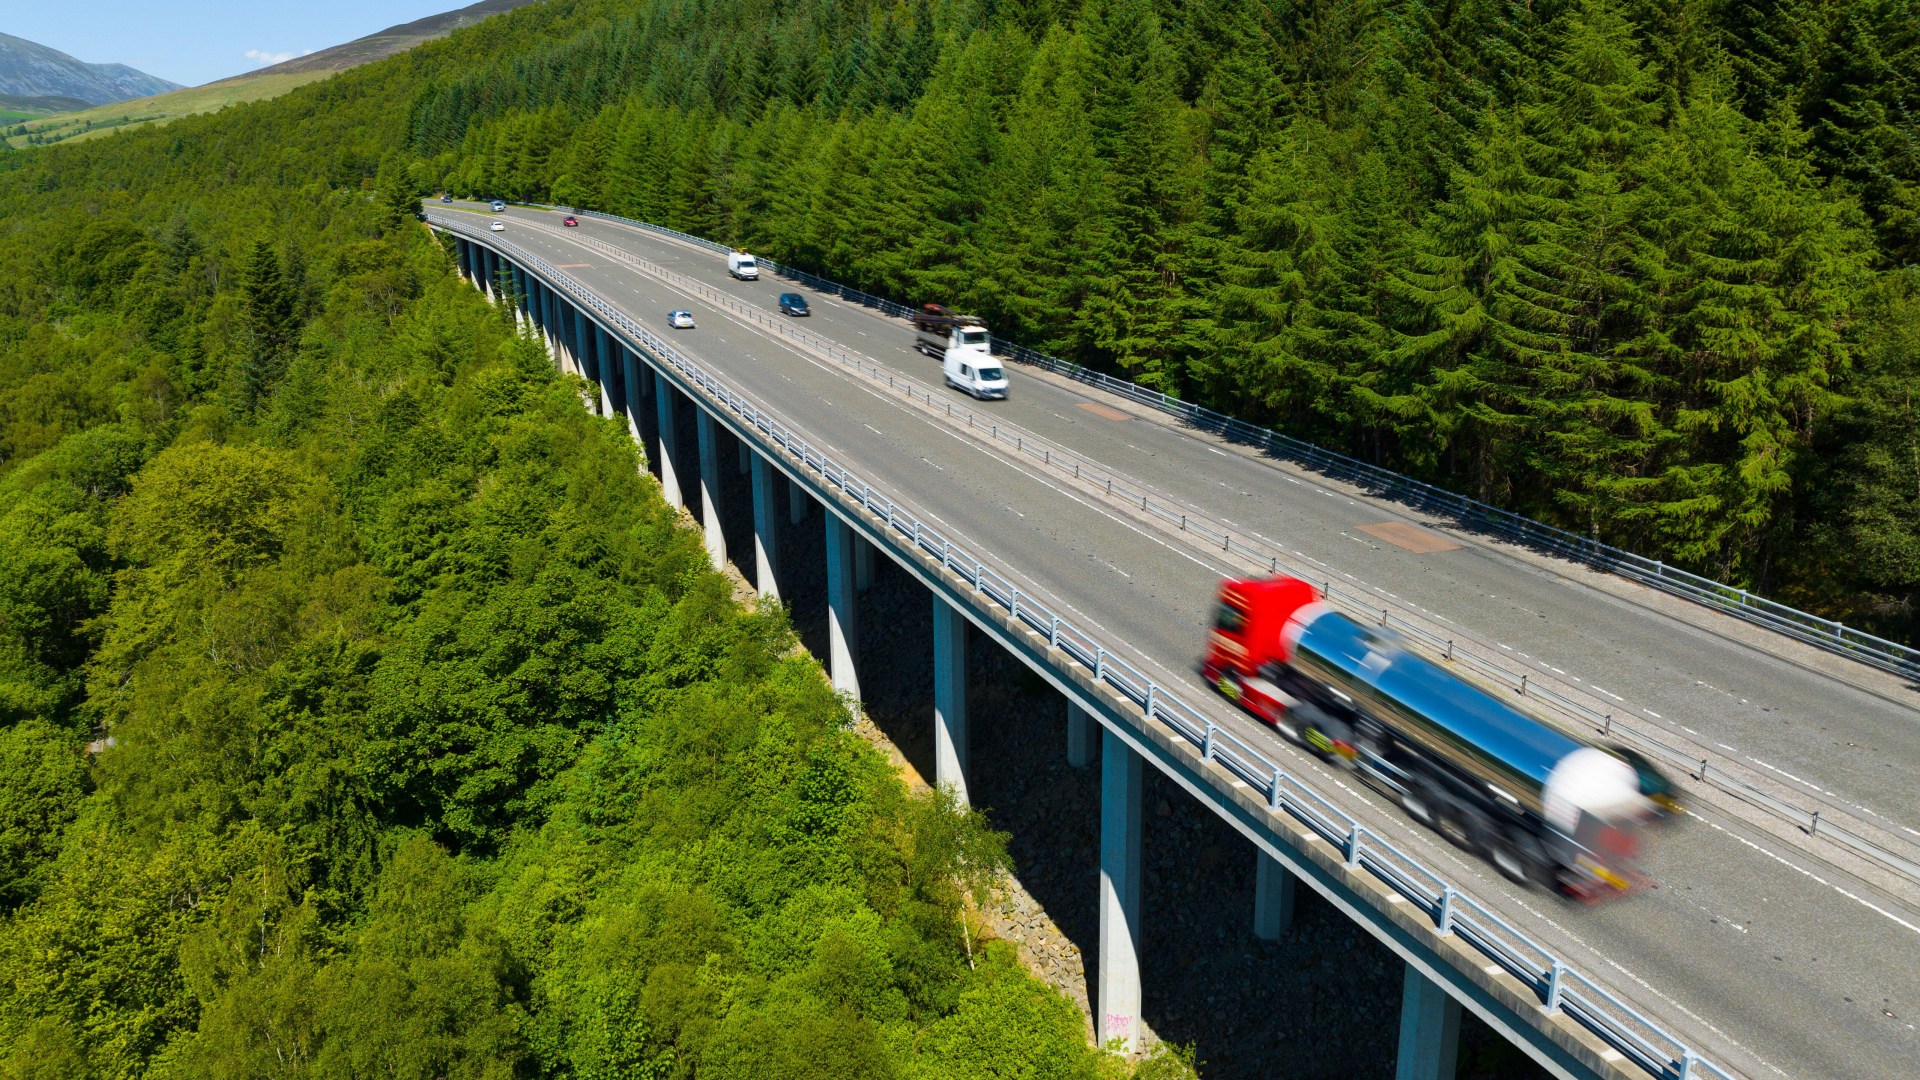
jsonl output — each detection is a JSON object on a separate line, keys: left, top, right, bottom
{"left": 239, "top": 240, "right": 299, "bottom": 414}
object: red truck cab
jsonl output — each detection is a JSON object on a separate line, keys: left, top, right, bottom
{"left": 1201, "top": 577, "right": 1351, "bottom": 753}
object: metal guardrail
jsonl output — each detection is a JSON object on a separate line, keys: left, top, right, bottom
{"left": 540, "top": 220, "right": 1920, "bottom": 891}
{"left": 436, "top": 214, "right": 1739, "bottom": 1080}
{"left": 541, "top": 203, "right": 1920, "bottom": 684}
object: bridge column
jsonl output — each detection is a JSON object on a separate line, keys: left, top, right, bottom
{"left": 1396, "top": 964, "right": 1461, "bottom": 1080}
{"left": 1098, "top": 728, "right": 1143, "bottom": 1051}
{"left": 544, "top": 288, "right": 566, "bottom": 371}
{"left": 825, "top": 512, "right": 860, "bottom": 700}
{"left": 655, "top": 378, "right": 684, "bottom": 510}
{"left": 561, "top": 297, "right": 578, "bottom": 374}
{"left": 696, "top": 409, "right": 726, "bottom": 571}
{"left": 594, "top": 324, "right": 616, "bottom": 417}
{"left": 621, "top": 347, "right": 644, "bottom": 449}
{"left": 855, "top": 536, "right": 875, "bottom": 592}
{"left": 1253, "top": 852, "right": 1294, "bottom": 940}
{"left": 574, "top": 308, "right": 597, "bottom": 408}
{"left": 479, "top": 248, "right": 496, "bottom": 301}
{"left": 789, "top": 477, "right": 808, "bottom": 524}
{"left": 751, "top": 452, "right": 779, "bottom": 600}
{"left": 933, "top": 598, "right": 969, "bottom": 805}
{"left": 457, "top": 239, "right": 472, "bottom": 283}
{"left": 1067, "top": 702, "right": 1099, "bottom": 768}
{"left": 737, "top": 439, "right": 750, "bottom": 475}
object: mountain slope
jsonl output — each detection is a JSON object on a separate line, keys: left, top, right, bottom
{"left": 235, "top": 0, "right": 542, "bottom": 80}
{"left": 5, "top": 0, "right": 541, "bottom": 149}
{"left": 0, "top": 32, "right": 178, "bottom": 105}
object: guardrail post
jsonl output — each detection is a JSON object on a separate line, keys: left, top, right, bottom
{"left": 1098, "top": 729, "right": 1144, "bottom": 1053}
{"left": 1253, "top": 851, "right": 1295, "bottom": 940}
{"left": 696, "top": 410, "right": 726, "bottom": 571}
{"left": 1397, "top": 964, "right": 1462, "bottom": 1080}
{"left": 933, "top": 596, "right": 969, "bottom": 806}
{"left": 825, "top": 510, "right": 860, "bottom": 700}
{"left": 1545, "top": 960, "right": 1566, "bottom": 1012}
{"left": 750, "top": 452, "right": 779, "bottom": 601}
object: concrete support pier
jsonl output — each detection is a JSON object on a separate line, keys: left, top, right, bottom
{"left": 573, "top": 308, "right": 596, "bottom": 407}
{"left": 737, "top": 440, "right": 750, "bottom": 475}
{"left": 932, "top": 598, "right": 968, "bottom": 805}
{"left": 1396, "top": 964, "right": 1461, "bottom": 1080}
{"left": 620, "top": 349, "right": 643, "bottom": 448}
{"left": 1253, "top": 852, "right": 1295, "bottom": 940}
{"left": 655, "top": 380, "right": 684, "bottom": 510}
{"left": 1098, "top": 728, "right": 1143, "bottom": 1051}
{"left": 789, "top": 477, "right": 808, "bottom": 524}
{"left": 825, "top": 513, "right": 860, "bottom": 700}
{"left": 594, "top": 324, "right": 616, "bottom": 417}
{"left": 855, "top": 535, "right": 874, "bottom": 592}
{"left": 696, "top": 410, "right": 725, "bottom": 571}
{"left": 750, "top": 452, "right": 779, "bottom": 600}
{"left": 1067, "top": 701, "right": 1099, "bottom": 768}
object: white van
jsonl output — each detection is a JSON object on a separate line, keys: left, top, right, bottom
{"left": 945, "top": 353, "right": 1008, "bottom": 400}
{"left": 727, "top": 250, "right": 759, "bottom": 280}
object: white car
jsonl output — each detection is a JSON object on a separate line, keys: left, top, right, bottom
{"left": 667, "top": 310, "right": 695, "bottom": 329}
{"left": 489, "top": 220, "right": 505, "bottom": 232}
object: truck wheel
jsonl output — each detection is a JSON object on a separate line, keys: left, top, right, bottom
{"left": 1401, "top": 779, "right": 1437, "bottom": 828}
{"left": 1488, "top": 833, "right": 1536, "bottom": 888}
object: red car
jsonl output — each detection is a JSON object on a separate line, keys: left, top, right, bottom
{"left": 562, "top": 215, "right": 579, "bottom": 227}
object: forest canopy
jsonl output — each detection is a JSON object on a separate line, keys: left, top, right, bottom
{"left": 414, "top": 0, "right": 1920, "bottom": 636}
{"left": 0, "top": 3, "right": 1200, "bottom": 1076}
{"left": 0, "top": 0, "right": 1913, "bottom": 1072}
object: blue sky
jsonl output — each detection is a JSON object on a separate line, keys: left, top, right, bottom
{"left": 8, "top": 2, "right": 462, "bottom": 88}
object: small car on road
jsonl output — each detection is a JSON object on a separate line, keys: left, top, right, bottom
{"left": 489, "top": 220, "right": 506, "bottom": 232}
{"left": 563, "top": 215, "right": 579, "bottom": 227}
{"left": 490, "top": 200, "right": 506, "bottom": 212}
{"left": 440, "top": 194, "right": 452, "bottom": 203}
{"left": 778, "top": 292, "right": 810, "bottom": 316}
{"left": 667, "top": 310, "right": 696, "bottom": 329}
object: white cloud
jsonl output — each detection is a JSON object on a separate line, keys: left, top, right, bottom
{"left": 244, "top": 48, "right": 313, "bottom": 66}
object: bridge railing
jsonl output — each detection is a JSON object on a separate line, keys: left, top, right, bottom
{"left": 541, "top": 202, "right": 1920, "bottom": 684}
{"left": 436, "top": 215, "right": 1739, "bottom": 1080}
{"left": 533, "top": 216, "right": 1920, "bottom": 891}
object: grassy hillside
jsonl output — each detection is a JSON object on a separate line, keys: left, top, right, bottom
{"left": 5, "top": 0, "right": 539, "bottom": 149}
{"left": 4, "top": 72, "right": 334, "bottom": 147}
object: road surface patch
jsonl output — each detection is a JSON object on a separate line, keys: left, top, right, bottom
{"left": 1076, "top": 402, "right": 1131, "bottom": 422}
{"left": 1356, "top": 521, "right": 1461, "bottom": 553}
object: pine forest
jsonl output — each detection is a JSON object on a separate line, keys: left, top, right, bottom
{"left": 0, "top": 0, "right": 1913, "bottom": 1076}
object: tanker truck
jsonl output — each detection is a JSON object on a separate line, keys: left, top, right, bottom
{"left": 1201, "top": 576, "right": 1656, "bottom": 901}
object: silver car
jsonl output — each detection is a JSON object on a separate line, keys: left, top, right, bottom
{"left": 667, "top": 309, "right": 695, "bottom": 329}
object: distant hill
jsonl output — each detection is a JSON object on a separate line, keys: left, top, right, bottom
{"left": 0, "top": 92, "right": 90, "bottom": 122}
{"left": 231, "top": 0, "right": 541, "bottom": 82}
{"left": 5, "top": 0, "right": 540, "bottom": 149}
{"left": 0, "top": 32, "right": 179, "bottom": 105}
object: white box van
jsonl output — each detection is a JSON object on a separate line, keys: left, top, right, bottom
{"left": 945, "top": 353, "right": 1008, "bottom": 400}
{"left": 727, "top": 251, "right": 759, "bottom": 280}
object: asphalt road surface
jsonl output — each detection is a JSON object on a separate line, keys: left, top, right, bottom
{"left": 457, "top": 204, "right": 1920, "bottom": 1079}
